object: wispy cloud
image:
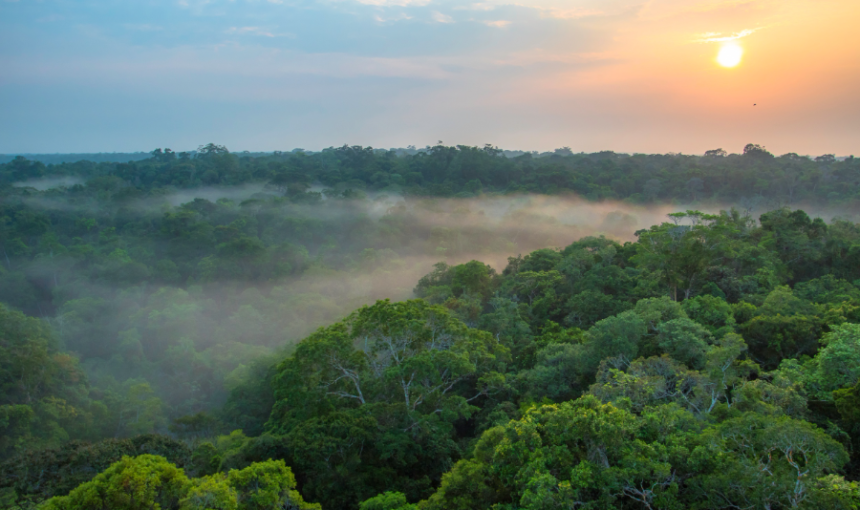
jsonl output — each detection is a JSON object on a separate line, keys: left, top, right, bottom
{"left": 540, "top": 8, "right": 606, "bottom": 19}
{"left": 695, "top": 28, "right": 760, "bottom": 42}
{"left": 432, "top": 11, "right": 453, "bottom": 23}
{"left": 459, "top": 0, "right": 627, "bottom": 20}
{"left": 225, "top": 26, "right": 293, "bottom": 38}
{"left": 454, "top": 2, "right": 496, "bottom": 11}
{"left": 483, "top": 20, "right": 511, "bottom": 28}
{"left": 356, "top": 0, "right": 431, "bottom": 6}
{"left": 177, "top": 0, "right": 213, "bottom": 8}
{"left": 374, "top": 12, "right": 413, "bottom": 22}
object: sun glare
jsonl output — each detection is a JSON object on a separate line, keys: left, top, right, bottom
{"left": 717, "top": 43, "right": 743, "bottom": 68}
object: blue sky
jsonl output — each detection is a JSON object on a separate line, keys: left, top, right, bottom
{"left": 1, "top": 0, "right": 858, "bottom": 154}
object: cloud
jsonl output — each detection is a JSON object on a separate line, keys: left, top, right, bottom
{"left": 374, "top": 13, "right": 413, "bottom": 22}
{"left": 225, "top": 26, "right": 293, "bottom": 38}
{"left": 539, "top": 8, "right": 606, "bottom": 19}
{"left": 356, "top": 0, "right": 431, "bottom": 6}
{"left": 432, "top": 11, "right": 453, "bottom": 23}
{"left": 491, "top": 48, "right": 619, "bottom": 67}
{"left": 695, "top": 28, "right": 760, "bottom": 42}
{"left": 177, "top": 0, "right": 212, "bottom": 8}
{"left": 460, "top": 0, "right": 628, "bottom": 20}
{"left": 454, "top": 2, "right": 496, "bottom": 10}
{"left": 483, "top": 20, "right": 511, "bottom": 28}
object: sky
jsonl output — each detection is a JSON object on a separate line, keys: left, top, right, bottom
{"left": 1, "top": 0, "right": 858, "bottom": 155}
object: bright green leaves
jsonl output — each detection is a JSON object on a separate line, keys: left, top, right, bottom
{"left": 40, "top": 454, "right": 190, "bottom": 510}
{"left": 816, "top": 323, "right": 860, "bottom": 391}
{"left": 633, "top": 296, "right": 688, "bottom": 331}
{"left": 227, "top": 460, "right": 319, "bottom": 510}
{"left": 682, "top": 294, "right": 736, "bottom": 336}
{"left": 768, "top": 322, "right": 860, "bottom": 402}
{"left": 590, "top": 355, "right": 707, "bottom": 414}
{"left": 421, "top": 398, "right": 852, "bottom": 510}
{"left": 759, "top": 285, "right": 819, "bottom": 317}
{"left": 420, "top": 396, "right": 677, "bottom": 510}
{"left": 360, "top": 491, "right": 417, "bottom": 510}
{"left": 41, "top": 456, "right": 319, "bottom": 510}
{"left": 181, "top": 474, "right": 238, "bottom": 510}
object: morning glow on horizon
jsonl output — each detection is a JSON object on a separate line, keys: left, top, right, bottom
{"left": 0, "top": 0, "right": 858, "bottom": 155}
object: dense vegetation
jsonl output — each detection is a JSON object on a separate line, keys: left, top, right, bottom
{"left": 3, "top": 143, "right": 858, "bottom": 204}
{"left": 1, "top": 145, "right": 860, "bottom": 509}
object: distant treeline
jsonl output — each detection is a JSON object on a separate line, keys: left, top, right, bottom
{"left": 0, "top": 153, "right": 154, "bottom": 165}
{"left": 2, "top": 142, "right": 858, "bottom": 206}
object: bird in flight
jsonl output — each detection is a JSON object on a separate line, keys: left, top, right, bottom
{"left": 753, "top": 103, "right": 757, "bottom": 106}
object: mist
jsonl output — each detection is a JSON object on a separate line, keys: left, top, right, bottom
{"left": 6, "top": 184, "right": 855, "bottom": 423}
{"left": 10, "top": 191, "right": 697, "bottom": 413}
{"left": 13, "top": 176, "right": 85, "bottom": 190}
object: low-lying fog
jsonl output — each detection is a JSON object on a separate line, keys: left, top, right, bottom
{"left": 14, "top": 187, "right": 859, "bottom": 412}
{"left": 13, "top": 176, "right": 85, "bottom": 190}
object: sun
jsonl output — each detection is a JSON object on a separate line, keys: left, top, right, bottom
{"left": 717, "top": 43, "right": 743, "bottom": 68}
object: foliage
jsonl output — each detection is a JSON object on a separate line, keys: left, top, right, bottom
{"left": 39, "top": 454, "right": 190, "bottom": 510}
{"left": 3, "top": 148, "right": 860, "bottom": 509}
{"left": 38, "top": 455, "right": 319, "bottom": 510}
{"left": 0, "top": 435, "right": 192, "bottom": 509}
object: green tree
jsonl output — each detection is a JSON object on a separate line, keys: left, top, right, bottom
{"left": 40, "top": 454, "right": 190, "bottom": 510}
{"left": 271, "top": 299, "right": 508, "bottom": 426}
{"left": 584, "top": 310, "right": 646, "bottom": 367}
{"left": 180, "top": 474, "right": 238, "bottom": 510}
{"left": 633, "top": 212, "right": 721, "bottom": 301}
{"left": 420, "top": 395, "right": 678, "bottom": 510}
{"left": 681, "top": 295, "right": 736, "bottom": 336}
{"left": 227, "top": 460, "right": 320, "bottom": 510}
{"left": 655, "top": 318, "right": 713, "bottom": 370}
{"left": 0, "top": 435, "right": 191, "bottom": 508}
{"left": 0, "top": 304, "right": 95, "bottom": 456}
{"left": 360, "top": 491, "right": 417, "bottom": 510}
{"left": 689, "top": 413, "right": 849, "bottom": 509}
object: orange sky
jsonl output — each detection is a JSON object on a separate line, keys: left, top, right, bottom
{"left": 478, "top": 0, "right": 860, "bottom": 154}
{"left": 1, "top": 0, "right": 858, "bottom": 154}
